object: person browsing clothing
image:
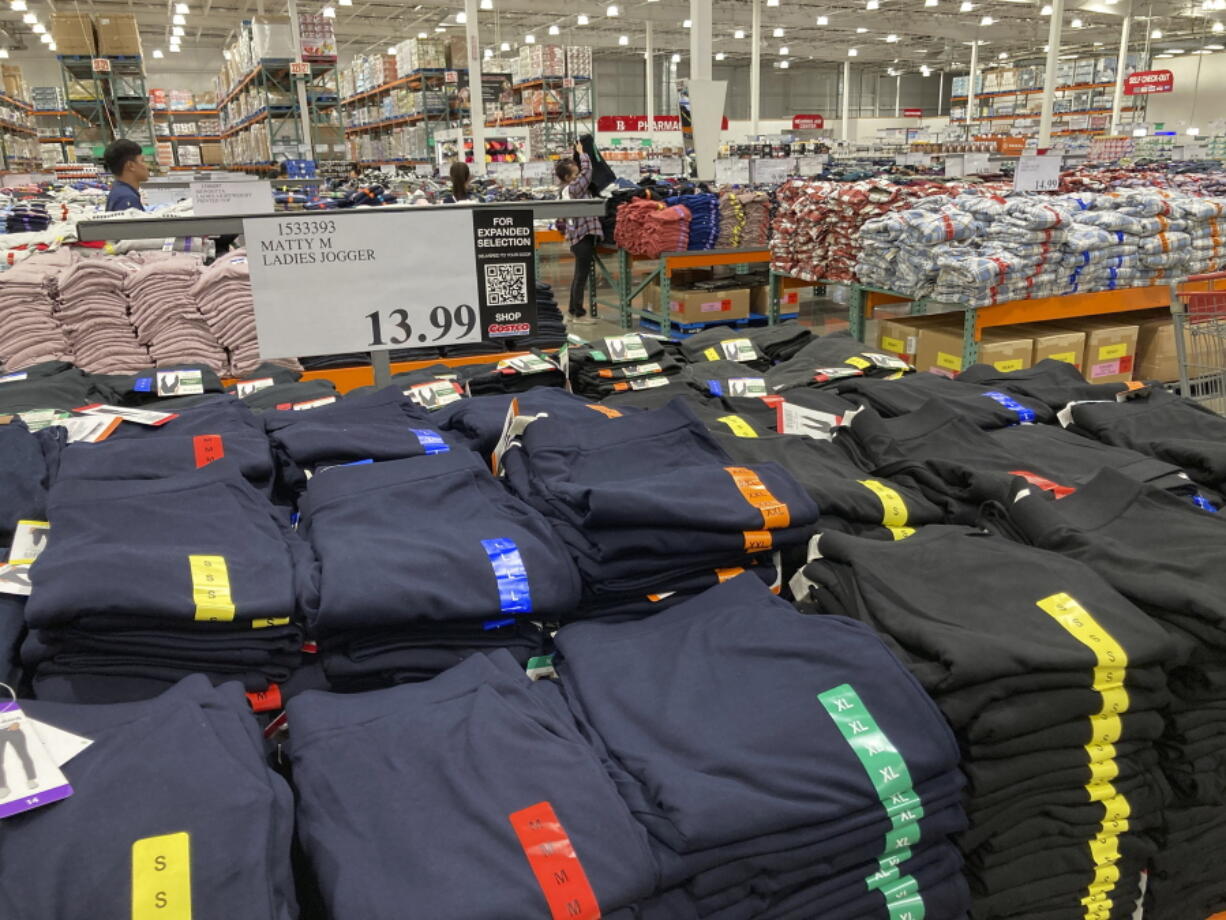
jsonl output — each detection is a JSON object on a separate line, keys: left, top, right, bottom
{"left": 102, "top": 138, "right": 148, "bottom": 212}
{"left": 556, "top": 143, "right": 603, "bottom": 324}
{"left": 441, "top": 161, "right": 477, "bottom": 204}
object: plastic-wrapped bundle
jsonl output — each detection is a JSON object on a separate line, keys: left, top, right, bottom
{"left": 1137, "top": 232, "right": 1192, "bottom": 255}
{"left": 1061, "top": 225, "right": 1117, "bottom": 252}
{"left": 1177, "top": 199, "right": 1226, "bottom": 220}
{"left": 1002, "top": 198, "right": 1068, "bottom": 230}
{"left": 897, "top": 206, "right": 978, "bottom": 245}
{"left": 1072, "top": 210, "right": 1146, "bottom": 234}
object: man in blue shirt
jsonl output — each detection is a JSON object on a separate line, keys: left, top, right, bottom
{"left": 102, "top": 138, "right": 148, "bottom": 211}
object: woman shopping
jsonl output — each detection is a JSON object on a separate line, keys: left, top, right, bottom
{"left": 555, "top": 142, "right": 603, "bottom": 325}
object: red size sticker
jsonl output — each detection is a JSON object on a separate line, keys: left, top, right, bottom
{"left": 246, "top": 683, "right": 282, "bottom": 713}
{"left": 1118, "top": 355, "right": 1134, "bottom": 374}
{"left": 508, "top": 801, "right": 602, "bottom": 920}
{"left": 1009, "top": 470, "right": 1075, "bottom": 499}
{"left": 193, "top": 434, "right": 224, "bottom": 468}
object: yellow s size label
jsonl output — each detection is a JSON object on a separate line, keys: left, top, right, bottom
{"left": 132, "top": 832, "right": 192, "bottom": 920}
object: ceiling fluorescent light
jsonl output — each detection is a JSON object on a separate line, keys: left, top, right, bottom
{"left": 618, "top": 34, "right": 628, "bottom": 44}
{"left": 817, "top": 15, "right": 829, "bottom": 24}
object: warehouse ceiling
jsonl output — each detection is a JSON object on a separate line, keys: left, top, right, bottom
{"left": 5, "top": 0, "right": 1225, "bottom": 71}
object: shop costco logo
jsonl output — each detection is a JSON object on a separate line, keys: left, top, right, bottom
{"left": 1124, "top": 70, "right": 1174, "bottom": 95}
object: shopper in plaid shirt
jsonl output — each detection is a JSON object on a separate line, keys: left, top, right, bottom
{"left": 556, "top": 143, "right": 603, "bottom": 324}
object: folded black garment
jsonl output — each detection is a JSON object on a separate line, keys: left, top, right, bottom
{"left": 27, "top": 458, "right": 314, "bottom": 629}
{"left": 100, "top": 363, "right": 227, "bottom": 406}
{"left": 104, "top": 395, "right": 267, "bottom": 442}
{"left": 238, "top": 379, "right": 340, "bottom": 412}
{"left": 771, "top": 330, "right": 913, "bottom": 380}
{"left": 460, "top": 356, "right": 566, "bottom": 395}
{"left": 0, "top": 421, "right": 53, "bottom": 546}
{"left": 0, "top": 365, "right": 117, "bottom": 413}
{"left": 678, "top": 359, "right": 768, "bottom": 399}
{"left": 288, "top": 650, "right": 658, "bottom": 920}
{"left": 832, "top": 373, "right": 1056, "bottom": 428}
{"left": 1061, "top": 385, "right": 1226, "bottom": 493}
{"left": 435, "top": 386, "right": 622, "bottom": 455}
{"left": 0, "top": 593, "right": 24, "bottom": 687}
{"left": 299, "top": 449, "right": 580, "bottom": 632}
{"left": 600, "top": 380, "right": 705, "bottom": 410}
{"left": 745, "top": 321, "right": 814, "bottom": 363}
{"left": 0, "top": 675, "right": 298, "bottom": 920}
{"left": 959, "top": 358, "right": 1127, "bottom": 409}
{"left": 679, "top": 328, "right": 770, "bottom": 371}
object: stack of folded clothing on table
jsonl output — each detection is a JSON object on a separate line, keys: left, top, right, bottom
{"left": 460, "top": 352, "right": 566, "bottom": 396}
{"left": 124, "top": 254, "right": 227, "bottom": 373}
{"left": 23, "top": 452, "right": 312, "bottom": 704}
{"left": 568, "top": 332, "right": 681, "bottom": 398}
{"left": 6, "top": 201, "right": 51, "bottom": 234}
{"left": 0, "top": 361, "right": 116, "bottom": 414}
{"left": 0, "top": 253, "right": 75, "bottom": 372}
{"left": 435, "top": 387, "right": 622, "bottom": 456}
{"left": 717, "top": 189, "right": 772, "bottom": 249}
{"left": 665, "top": 192, "right": 719, "bottom": 250}
{"left": 296, "top": 443, "right": 579, "bottom": 689}
{"left": 190, "top": 250, "right": 264, "bottom": 376}
{"left": 745, "top": 321, "right": 813, "bottom": 363}
{"left": 678, "top": 358, "right": 768, "bottom": 399}
{"left": 0, "top": 675, "right": 299, "bottom": 920}
{"left": 793, "top": 526, "right": 1178, "bottom": 920}
{"left": 554, "top": 574, "right": 971, "bottom": 919}
{"left": 501, "top": 400, "right": 818, "bottom": 618}
{"left": 52, "top": 256, "right": 149, "bottom": 374}
{"left": 614, "top": 198, "right": 693, "bottom": 258}
{"left": 680, "top": 326, "right": 772, "bottom": 371}
{"left": 979, "top": 467, "right": 1226, "bottom": 920}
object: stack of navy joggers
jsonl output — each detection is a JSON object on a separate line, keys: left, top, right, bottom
{"left": 501, "top": 399, "right": 818, "bottom": 618}
{"left": 292, "top": 407, "right": 580, "bottom": 687}
{"left": 288, "top": 649, "right": 659, "bottom": 919}
{"left": 22, "top": 414, "right": 314, "bottom": 702}
{"left": 552, "top": 574, "right": 970, "bottom": 919}
{"left": 0, "top": 675, "right": 298, "bottom": 920}
{"left": 794, "top": 526, "right": 1177, "bottom": 920}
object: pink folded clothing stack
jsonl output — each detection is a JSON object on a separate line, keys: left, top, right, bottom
{"left": 189, "top": 250, "right": 263, "bottom": 376}
{"left": 612, "top": 198, "right": 693, "bottom": 259}
{"left": 123, "top": 253, "right": 227, "bottom": 372}
{"left": 54, "top": 254, "right": 151, "bottom": 374}
{"left": 0, "top": 251, "right": 75, "bottom": 371}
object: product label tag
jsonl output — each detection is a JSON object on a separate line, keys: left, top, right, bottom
{"left": 189, "top": 554, "right": 236, "bottom": 622}
{"left": 0, "top": 702, "right": 74, "bottom": 819}
{"left": 628, "top": 376, "right": 670, "bottom": 391}
{"left": 193, "top": 434, "right": 224, "bottom": 468}
{"left": 860, "top": 352, "right": 911, "bottom": 370}
{"left": 500, "top": 353, "right": 558, "bottom": 374}
{"left": 290, "top": 397, "right": 337, "bottom": 410}
{"left": 858, "top": 481, "right": 909, "bottom": 528}
{"left": 603, "top": 334, "right": 649, "bottom": 362}
{"left": 508, "top": 802, "right": 601, "bottom": 920}
{"left": 778, "top": 401, "right": 842, "bottom": 440}
{"left": 410, "top": 428, "right": 450, "bottom": 455}
{"left": 156, "top": 370, "right": 205, "bottom": 397}
{"left": 0, "top": 563, "right": 31, "bottom": 596}
{"left": 719, "top": 338, "right": 756, "bottom": 362}
{"left": 405, "top": 380, "right": 463, "bottom": 409}
{"left": 9, "top": 520, "right": 49, "bottom": 565}
{"left": 233, "top": 377, "right": 275, "bottom": 398}
{"left": 709, "top": 377, "right": 767, "bottom": 398}
{"left": 481, "top": 538, "right": 533, "bottom": 615}
{"left": 621, "top": 362, "right": 662, "bottom": 378}
{"left": 526, "top": 654, "right": 557, "bottom": 681}
{"left": 717, "top": 415, "right": 758, "bottom": 438}
{"left": 52, "top": 415, "right": 120, "bottom": 443}
{"left": 131, "top": 832, "right": 192, "bottom": 920}
{"left": 981, "top": 390, "right": 1037, "bottom": 424}
{"left": 0, "top": 372, "right": 28, "bottom": 384}
{"left": 73, "top": 404, "right": 179, "bottom": 427}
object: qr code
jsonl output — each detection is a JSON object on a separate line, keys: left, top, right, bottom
{"left": 484, "top": 262, "right": 528, "bottom": 307}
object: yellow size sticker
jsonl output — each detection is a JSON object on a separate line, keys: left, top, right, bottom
{"left": 887, "top": 526, "right": 916, "bottom": 540}
{"left": 858, "top": 480, "right": 909, "bottom": 528}
{"left": 1050, "top": 351, "right": 1078, "bottom": 365}
{"left": 1037, "top": 592, "right": 1131, "bottom": 920}
{"left": 1097, "top": 343, "right": 1127, "bottom": 361}
{"left": 717, "top": 415, "right": 758, "bottom": 438}
{"left": 880, "top": 336, "right": 906, "bottom": 354}
{"left": 703, "top": 347, "right": 720, "bottom": 361}
{"left": 994, "top": 359, "right": 1024, "bottom": 373}
{"left": 251, "top": 617, "right": 291, "bottom": 629}
{"left": 936, "top": 351, "right": 963, "bottom": 372}
{"left": 844, "top": 356, "right": 872, "bottom": 370}
{"left": 189, "top": 555, "right": 235, "bottom": 622}
{"left": 132, "top": 832, "right": 192, "bottom": 920}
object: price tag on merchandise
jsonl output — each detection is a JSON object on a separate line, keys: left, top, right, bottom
{"left": 1013, "top": 153, "right": 1062, "bottom": 192}
{"left": 243, "top": 209, "right": 538, "bottom": 357}
{"left": 190, "top": 180, "right": 275, "bottom": 216}
{"left": 715, "top": 159, "right": 751, "bottom": 184}
{"left": 289, "top": 61, "right": 311, "bottom": 76}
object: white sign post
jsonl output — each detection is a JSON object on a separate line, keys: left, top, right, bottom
{"left": 1013, "top": 153, "right": 1062, "bottom": 193}
{"left": 243, "top": 208, "right": 537, "bottom": 358}
{"left": 190, "top": 180, "right": 276, "bottom": 216}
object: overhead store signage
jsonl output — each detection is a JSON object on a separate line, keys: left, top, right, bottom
{"left": 1124, "top": 70, "right": 1174, "bottom": 95}
{"left": 903, "top": 108, "right": 924, "bottom": 118}
{"left": 791, "top": 114, "right": 824, "bottom": 130}
{"left": 596, "top": 115, "right": 730, "bottom": 131}
{"left": 243, "top": 209, "right": 537, "bottom": 357}
{"left": 191, "top": 180, "right": 275, "bottom": 217}
{"left": 1013, "top": 153, "right": 1062, "bottom": 192}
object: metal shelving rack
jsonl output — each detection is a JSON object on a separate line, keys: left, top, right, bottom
{"left": 0, "top": 92, "right": 39, "bottom": 171}
{"left": 58, "top": 55, "right": 156, "bottom": 148}
{"left": 33, "top": 108, "right": 85, "bottom": 166}
{"left": 218, "top": 59, "right": 341, "bottom": 171}
{"left": 485, "top": 75, "right": 594, "bottom": 158}
{"left": 153, "top": 109, "right": 222, "bottom": 170}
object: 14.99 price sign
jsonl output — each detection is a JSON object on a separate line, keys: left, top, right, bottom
{"left": 243, "top": 208, "right": 537, "bottom": 357}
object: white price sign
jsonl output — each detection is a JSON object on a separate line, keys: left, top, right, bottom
{"left": 944, "top": 155, "right": 966, "bottom": 178}
{"left": 752, "top": 158, "right": 794, "bottom": 185}
{"left": 796, "top": 155, "right": 828, "bottom": 174}
{"left": 489, "top": 162, "right": 523, "bottom": 184}
{"left": 964, "top": 152, "right": 992, "bottom": 175}
{"left": 610, "top": 162, "right": 642, "bottom": 182}
{"left": 1013, "top": 153, "right": 1062, "bottom": 192}
{"left": 190, "top": 180, "right": 275, "bottom": 216}
{"left": 656, "top": 157, "right": 684, "bottom": 176}
{"left": 243, "top": 208, "right": 538, "bottom": 357}
{"left": 522, "top": 161, "right": 553, "bottom": 183}
{"left": 714, "top": 159, "right": 751, "bottom": 184}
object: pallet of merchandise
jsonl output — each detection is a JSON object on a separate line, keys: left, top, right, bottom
{"left": 638, "top": 310, "right": 752, "bottom": 338}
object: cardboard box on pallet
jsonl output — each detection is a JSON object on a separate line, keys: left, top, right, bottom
{"left": 878, "top": 315, "right": 1032, "bottom": 375}
{"left": 642, "top": 280, "right": 751, "bottom": 325}
{"left": 749, "top": 285, "right": 801, "bottom": 316}
{"left": 1007, "top": 324, "right": 1086, "bottom": 370}
{"left": 52, "top": 13, "right": 97, "bottom": 56}
{"left": 1131, "top": 309, "right": 1189, "bottom": 383}
{"left": 1, "top": 65, "right": 26, "bottom": 102}
{"left": 1051, "top": 317, "right": 1139, "bottom": 384}
{"left": 96, "top": 14, "right": 142, "bottom": 56}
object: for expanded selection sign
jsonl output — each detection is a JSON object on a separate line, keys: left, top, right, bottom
{"left": 242, "top": 208, "right": 537, "bottom": 357}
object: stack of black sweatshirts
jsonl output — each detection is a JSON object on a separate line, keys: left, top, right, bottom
{"left": 568, "top": 332, "right": 683, "bottom": 399}
{"left": 6, "top": 201, "right": 51, "bottom": 234}
{"left": 459, "top": 351, "right": 566, "bottom": 395}
{"left": 264, "top": 387, "right": 572, "bottom": 689}
{"left": 501, "top": 399, "right": 818, "bottom": 619}
{"left": 22, "top": 398, "right": 312, "bottom": 704}
{"left": 504, "top": 281, "right": 568, "bottom": 351}
{"left": 794, "top": 526, "right": 1177, "bottom": 920}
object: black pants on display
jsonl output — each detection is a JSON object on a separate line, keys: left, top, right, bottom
{"left": 569, "top": 234, "right": 597, "bottom": 318}
{"left": 0, "top": 727, "right": 35, "bottom": 789}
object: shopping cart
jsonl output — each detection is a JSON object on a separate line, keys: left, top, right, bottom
{"left": 1171, "top": 272, "right": 1226, "bottom": 416}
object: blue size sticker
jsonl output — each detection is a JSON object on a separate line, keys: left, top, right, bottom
{"left": 706, "top": 380, "right": 725, "bottom": 396}
{"left": 481, "top": 537, "right": 533, "bottom": 616}
{"left": 981, "top": 390, "right": 1037, "bottom": 424}
{"left": 1192, "top": 494, "right": 1220, "bottom": 513}
{"left": 132, "top": 376, "right": 154, "bottom": 393}
{"left": 340, "top": 458, "right": 374, "bottom": 467}
{"left": 410, "top": 428, "right": 450, "bottom": 454}
{"left": 482, "top": 617, "right": 517, "bottom": 631}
